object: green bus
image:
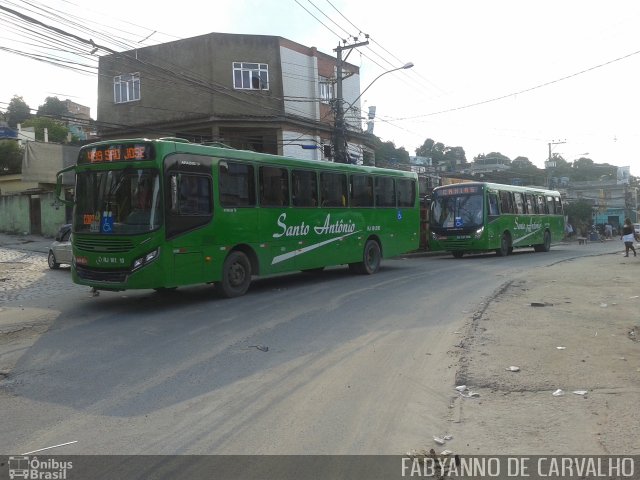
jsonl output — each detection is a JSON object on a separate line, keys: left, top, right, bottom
{"left": 56, "top": 138, "right": 419, "bottom": 297}
{"left": 428, "top": 182, "right": 564, "bottom": 258}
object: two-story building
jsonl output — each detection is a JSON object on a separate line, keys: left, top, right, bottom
{"left": 97, "top": 32, "right": 368, "bottom": 163}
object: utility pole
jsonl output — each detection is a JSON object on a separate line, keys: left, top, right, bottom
{"left": 333, "top": 39, "right": 368, "bottom": 163}
{"left": 545, "top": 140, "right": 566, "bottom": 188}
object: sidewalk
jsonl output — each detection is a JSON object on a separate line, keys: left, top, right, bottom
{"left": 0, "top": 232, "right": 51, "bottom": 255}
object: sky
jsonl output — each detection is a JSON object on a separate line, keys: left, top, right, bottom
{"left": 2, "top": 0, "right": 640, "bottom": 175}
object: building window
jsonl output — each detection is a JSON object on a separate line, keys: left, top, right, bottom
{"left": 113, "top": 73, "right": 140, "bottom": 104}
{"left": 233, "top": 62, "right": 269, "bottom": 90}
{"left": 319, "top": 77, "right": 334, "bottom": 104}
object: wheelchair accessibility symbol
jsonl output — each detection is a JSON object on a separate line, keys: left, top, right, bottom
{"left": 101, "top": 211, "right": 114, "bottom": 233}
{"left": 455, "top": 217, "right": 463, "bottom": 227}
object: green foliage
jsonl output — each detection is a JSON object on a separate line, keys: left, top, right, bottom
{"left": 37, "top": 96, "right": 68, "bottom": 117}
{"left": 473, "top": 152, "right": 511, "bottom": 166}
{"left": 0, "top": 140, "right": 23, "bottom": 174}
{"left": 21, "top": 117, "right": 69, "bottom": 143}
{"left": 6, "top": 95, "right": 31, "bottom": 128}
{"left": 564, "top": 199, "right": 593, "bottom": 235}
{"left": 416, "top": 138, "right": 445, "bottom": 165}
{"left": 367, "top": 134, "right": 410, "bottom": 167}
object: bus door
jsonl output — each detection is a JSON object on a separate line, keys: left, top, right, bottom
{"left": 164, "top": 155, "right": 214, "bottom": 286}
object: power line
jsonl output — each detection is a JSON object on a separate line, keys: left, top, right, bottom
{"left": 397, "top": 47, "right": 640, "bottom": 121}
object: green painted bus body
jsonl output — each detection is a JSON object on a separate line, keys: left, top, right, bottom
{"left": 60, "top": 138, "right": 419, "bottom": 295}
{"left": 428, "top": 182, "right": 564, "bottom": 257}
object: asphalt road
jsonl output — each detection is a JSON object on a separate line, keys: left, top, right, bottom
{"left": 0, "top": 241, "right": 618, "bottom": 456}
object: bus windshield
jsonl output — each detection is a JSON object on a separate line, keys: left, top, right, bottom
{"left": 431, "top": 193, "right": 483, "bottom": 228}
{"left": 74, "top": 168, "right": 162, "bottom": 234}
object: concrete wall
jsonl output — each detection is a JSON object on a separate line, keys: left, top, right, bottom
{"left": 0, "top": 194, "right": 30, "bottom": 234}
{"left": 0, "top": 192, "right": 66, "bottom": 237}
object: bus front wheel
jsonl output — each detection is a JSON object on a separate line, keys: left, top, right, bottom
{"left": 350, "top": 239, "right": 381, "bottom": 275}
{"left": 496, "top": 233, "right": 511, "bottom": 257}
{"left": 218, "top": 251, "right": 252, "bottom": 298}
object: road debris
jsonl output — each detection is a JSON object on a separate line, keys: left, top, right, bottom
{"left": 249, "top": 345, "right": 269, "bottom": 352}
{"left": 552, "top": 389, "right": 565, "bottom": 396}
{"left": 455, "top": 385, "right": 480, "bottom": 398}
{"left": 556, "top": 346, "right": 567, "bottom": 350}
{"left": 572, "top": 390, "right": 588, "bottom": 396}
{"left": 506, "top": 366, "right": 520, "bottom": 372}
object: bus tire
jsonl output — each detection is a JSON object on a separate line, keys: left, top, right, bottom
{"left": 534, "top": 230, "right": 551, "bottom": 252}
{"left": 496, "top": 233, "right": 510, "bottom": 257}
{"left": 452, "top": 251, "right": 464, "bottom": 258}
{"left": 218, "top": 251, "right": 252, "bottom": 298}
{"left": 352, "top": 239, "right": 381, "bottom": 275}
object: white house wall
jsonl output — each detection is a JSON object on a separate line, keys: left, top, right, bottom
{"left": 342, "top": 73, "right": 361, "bottom": 129}
{"left": 281, "top": 131, "right": 321, "bottom": 161}
{"left": 280, "top": 46, "right": 319, "bottom": 120}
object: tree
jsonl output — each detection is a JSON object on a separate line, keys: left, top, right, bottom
{"left": 21, "top": 117, "right": 70, "bottom": 143}
{"left": 564, "top": 199, "right": 593, "bottom": 236}
{"left": 415, "top": 138, "right": 445, "bottom": 165}
{"left": 442, "top": 146, "right": 467, "bottom": 170}
{"left": 473, "top": 152, "right": 511, "bottom": 166}
{"left": 0, "top": 140, "right": 23, "bottom": 174}
{"left": 6, "top": 95, "right": 31, "bottom": 128}
{"left": 37, "top": 96, "right": 68, "bottom": 118}
{"left": 511, "top": 156, "right": 534, "bottom": 168}
{"left": 367, "top": 134, "right": 410, "bottom": 167}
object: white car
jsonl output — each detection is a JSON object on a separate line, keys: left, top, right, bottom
{"left": 48, "top": 224, "right": 72, "bottom": 269}
{"left": 634, "top": 223, "right": 640, "bottom": 236}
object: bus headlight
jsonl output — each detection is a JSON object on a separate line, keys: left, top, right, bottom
{"left": 474, "top": 226, "right": 484, "bottom": 239}
{"left": 132, "top": 248, "right": 160, "bottom": 271}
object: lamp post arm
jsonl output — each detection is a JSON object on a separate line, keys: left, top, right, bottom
{"left": 344, "top": 62, "right": 414, "bottom": 115}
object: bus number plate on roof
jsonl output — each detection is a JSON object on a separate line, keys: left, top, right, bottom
{"left": 80, "top": 143, "right": 154, "bottom": 164}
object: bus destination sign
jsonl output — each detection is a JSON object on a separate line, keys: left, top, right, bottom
{"left": 80, "top": 143, "right": 154, "bottom": 164}
{"left": 438, "top": 185, "right": 479, "bottom": 196}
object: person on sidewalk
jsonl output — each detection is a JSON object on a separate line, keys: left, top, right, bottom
{"left": 621, "top": 218, "right": 637, "bottom": 257}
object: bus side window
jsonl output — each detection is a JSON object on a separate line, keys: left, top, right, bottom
{"left": 513, "top": 192, "right": 525, "bottom": 214}
{"left": 488, "top": 193, "right": 500, "bottom": 216}
{"left": 320, "top": 172, "right": 347, "bottom": 207}
{"left": 219, "top": 161, "right": 256, "bottom": 207}
{"left": 499, "top": 191, "right": 513, "bottom": 213}
{"left": 350, "top": 175, "right": 373, "bottom": 207}
{"left": 396, "top": 179, "right": 415, "bottom": 207}
{"left": 292, "top": 170, "right": 318, "bottom": 207}
{"left": 555, "top": 196, "right": 564, "bottom": 214}
{"left": 524, "top": 194, "right": 536, "bottom": 214}
{"left": 374, "top": 176, "right": 395, "bottom": 207}
{"left": 178, "top": 175, "right": 212, "bottom": 215}
{"left": 546, "top": 196, "right": 556, "bottom": 214}
{"left": 537, "top": 195, "right": 547, "bottom": 214}
{"left": 260, "top": 166, "right": 289, "bottom": 207}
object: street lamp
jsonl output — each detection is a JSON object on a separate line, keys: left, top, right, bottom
{"left": 344, "top": 62, "right": 414, "bottom": 114}
{"left": 333, "top": 62, "right": 414, "bottom": 163}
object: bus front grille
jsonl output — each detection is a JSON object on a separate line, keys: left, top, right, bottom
{"left": 443, "top": 239, "right": 471, "bottom": 248}
{"left": 76, "top": 265, "right": 129, "bottom": 283}
{"left": 74, "top": 237, "right": 134, "bottom": 253}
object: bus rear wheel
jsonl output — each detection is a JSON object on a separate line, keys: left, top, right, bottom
{"left": 452, "top": 251, "right": 464, "bottom": 258}
{"left": 534, "top": 230, "right": 551, "bottom": 252}
{"left": 218, "top": 251, "right": 252, "bottom": 298}
{"left": 350, "top": 239, "right": 381, "bottom": 275}
{"left": 496, "top": 233, "right": 511, "bottom": 257}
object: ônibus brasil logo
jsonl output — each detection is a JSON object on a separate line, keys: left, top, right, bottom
{"left": 7, "top": 456, "right": 73, "bottom": 479}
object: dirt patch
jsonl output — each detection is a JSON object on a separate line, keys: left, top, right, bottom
{"left": 446, "top": 253, "right": 640, "bottom": 454}
{"left": 0, "top": 307, "right": 57, "bottom": 378}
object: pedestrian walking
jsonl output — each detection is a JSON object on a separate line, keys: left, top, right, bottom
{"left": 620, "top": 218, "right": 637, "bottom": 257}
